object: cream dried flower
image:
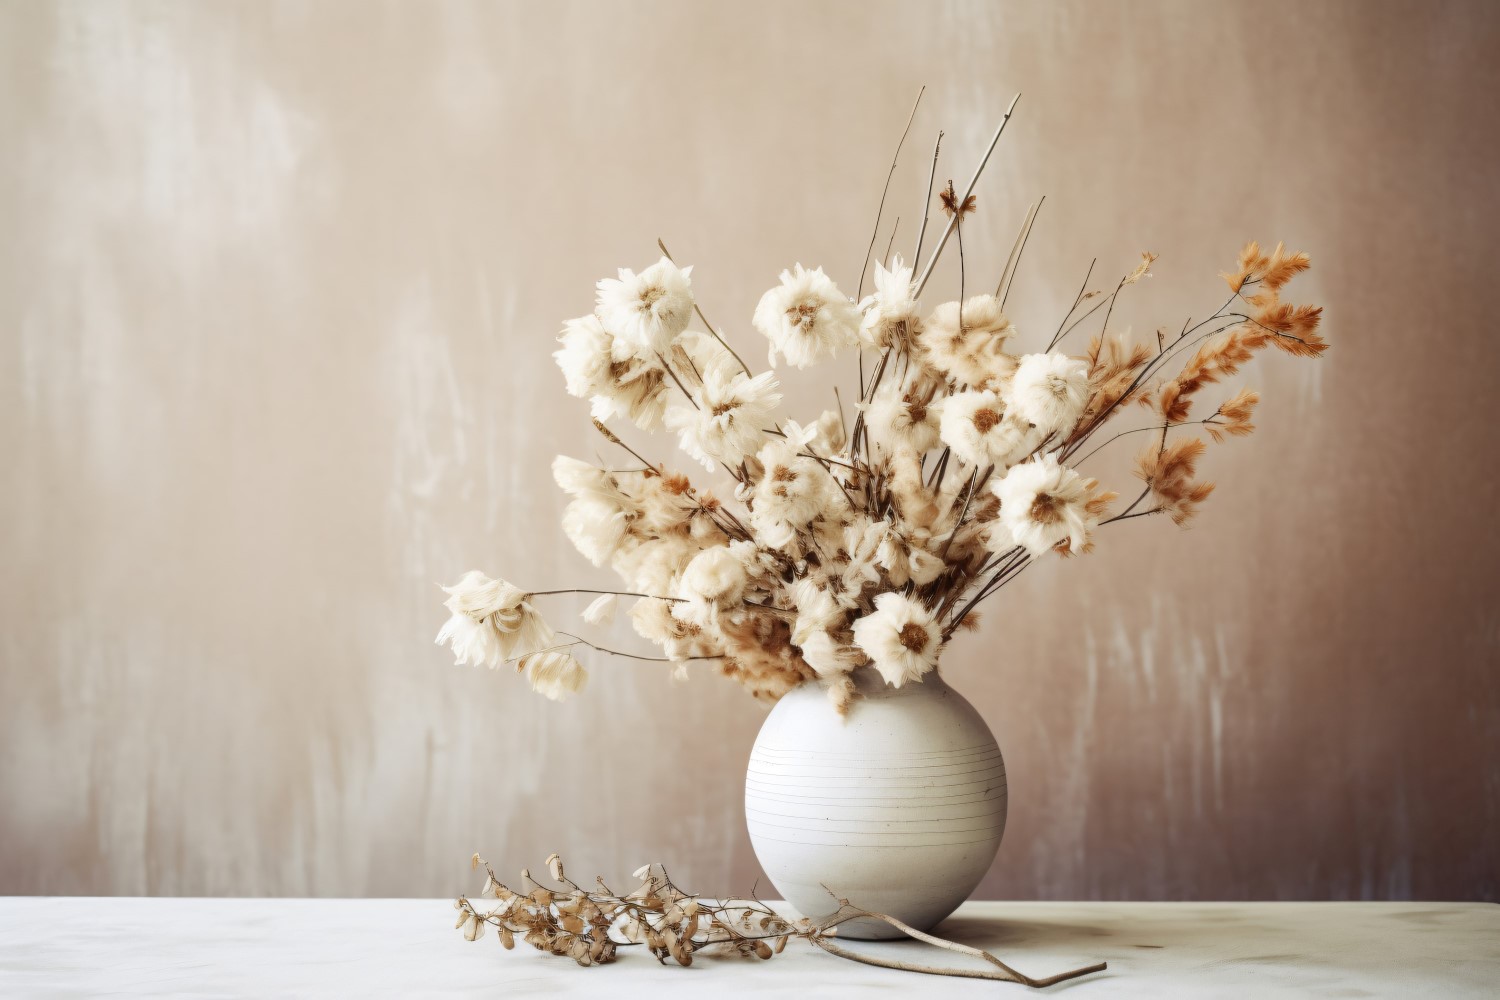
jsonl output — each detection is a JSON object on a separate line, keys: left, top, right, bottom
{"left": 1007, "top": 353, "right": 1090, "bottom": 441}
{"left": 858, "top": 254, "right": 923, "bottom": 352}
{"left": 748, "top": 434, "right": 834, "bottom": 549}
{"left": 850, "top": 592, "right": 942, "bottom": 688}
{"left": 752, "top": 264, "right": 861, "bottom": 368}
{"left": 436, "top": 571, "right": 555, "bottom": 667}
{"left": 865, "top": 382, "right": 941, "bottom": 457}
{"left": 554, "top": 315, "right": 670, "bottom": 431}
{"left": 665, "top": 368, "right": 781, "bottom": 471}
{"left": 595, "top": 256, "right": 694, "bottom": 356}
{"left": 796, "top": 629, "right": 862, "bottom": 678}
{"left": 938, "top": 389, "right": 1033, "bottom": 468}
{"left": 673, "top": 543, "right": 750, "bottom": 626}
{"left": 991, "top": 454, "right": 1096, "bottom": 557}
{"left": 919, "top": 295, "right": 1017, "bottom": 388}
{"left": 521, "top": 650, "right": 588, "bottom": 701}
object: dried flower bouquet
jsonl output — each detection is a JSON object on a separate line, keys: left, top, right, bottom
{"left": 436, "top": 93, "right": 1325, "bottom": 712}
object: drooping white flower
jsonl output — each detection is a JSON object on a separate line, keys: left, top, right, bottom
{"left": 554, "top": 315, "right": 670, "bottom": 430}
{"left": 595, "top": 257, "right": 695, "bottom": 356}
{"left": 797, "top": 629, "right": 861, "bottom": 678}
{"left": 790, "top": 578, "right": 843, "bottom": 645}
{"left": 673, "top": 543, "right": 750, "bottom": 626}
{"left": 522, "top": 650, "right": 588, "bottom": 700}
{"left": 858, "top": 254, "right": 923, "bottom": 351}
{"left": 582, "top": 593, "right": 618, "bottom": 626}
{"left": 435, "top": 571, "right": 555, "bottom": 667}
{"left": 919, "top": 295, "right": 1017, "bottom": 388}
{"left": 872, "top": 521, "right": 946, "bottom": 587}
{"left": 991, "top": 454, "right": 1096, "bottom": 557}
{"left": 938, "top": 389, "right": 1034, "bottom": 468}
{"left": 1007, "top": 353, "right": 1090, "bottom": 441}
{"left": 865, "top": 382, "right": 941, "bottom": 457}
{"left": 665, "top": 368, "right": 781, "bottom": 471}
{"left": 752, "top": 264, "right": 861, "bottom": 368}
{"left": 850, "top": 592, "right": 942, "bottom": 688}
{"left": 434, "top": 612, "right": 504, "bottom": 668}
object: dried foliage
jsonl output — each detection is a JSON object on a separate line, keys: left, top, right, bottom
{"left": 453, "top": 854, "right": 1106, "bottom": 987}
{"left": 434, "top": 96, "right": 1328, "bottom": 710}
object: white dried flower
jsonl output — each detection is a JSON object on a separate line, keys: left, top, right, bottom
{"left": 522, "top": 650, "right": 588, "bottom": 701}
{"left": 850, "top": 592, "right": 941, "bottom": 688}
{"left": 554, "top": 315, "right": 670, "bottom": 430}
{"left": 582, "top": 593, "right": 618, "bottom": 626}
{"left": 919, "top": 295, "right": 1017, "bottom": 388}
{"left": 790, "top": 578, "right": 843, "bottom": 645}
{"left": 673, "top": 543, "right": 750, "bottom": 626}
{"left": 665, "top": 368, "right": 781, "bottom": 471}
{"left": 749, "top": 436, "right": 833, "bottom": 549}
{"left": 435, "top": 571, "right": 555, "bottom": 666}
{"left": 809, "top": 408, "right": 847, "bottom": 455}
{"left": 865, "top": 383, "right": 941, "bottom": 457}
{"left": 752, "top": 264, "right": 861, "bottom": 368}
{"left": 991, "top": 454, "right": 1096, "bottom": 557}
{"left": 938, "top": 389, "right": 1033, "bottom": 468}
{"left": 796, "top": 629, "right": 861, "bottom": 678}
{"left": 1007, "top": 353, "right": 1090, "bottom": 441}
{"left": 553, "top": 458, "right": 641, "bottom": 568}
{"left": 595, "top": 257, "right": 694, "bottom": 356}
{"left": 858, "top": 254, "right": 922, "bottom": 351}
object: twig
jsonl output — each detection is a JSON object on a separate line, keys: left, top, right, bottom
{"left": 657, "top": 238, "right": 752, "bottom": 377}
{"left": 857, "top": 86, "right": 924, "bottom": 301}
{"left": 995, "top": 196, "right": 1045, "bottom": 308}
{"left": 913, "top": 93, "right": 1021, "bottom": 298}
{"left": 912, "top": 131, "right": 943, "bottom": 264}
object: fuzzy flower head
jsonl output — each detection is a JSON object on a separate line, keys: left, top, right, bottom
{"left": 859, "top": 254, "right": 923, "bottom": 352}
{"left": 554, "top": 314, "right": 670, "bottom": 430}
{"left": 850, "top": 592, "right": 942, "bottom": 688}
{"left": 1007, "top": 353, "right": 1090, "bottom": 442}
{"left": 991, "top": 455, "right": 1098, "bottom": 557}
{"left": 752, "top": 264, "right": 861, "bottom": 368}
{"left": 865, "top": 382, "right": 941, "bottom": 457}
{"left": 919, "top": 295, "right": 1017, "bottom": 388}
{"left": 520, "top": 650, "right": 588, "bottom": 701}
{"left": 938, "top": 389, "right": 1034, "bottom": 468}
{"left": 595, "top": 257, "right": 695, "bottom": 356}
{"left": 748, "top": 434, "right": 834, "bottom": 549}
{"left": 665, "top": 368, "right": 781, "bottom": 471}
{"left": 435, "top": 571, "right": 555, "bottom": 667}
{"left": 673, "top": 543, "right": 750, "bottom": 627}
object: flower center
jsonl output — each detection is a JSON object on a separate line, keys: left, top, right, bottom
{"left": 790, "top": 301, "right": 819, "bottom": 329}
{"left": 898, "top": 622, "right": 930, "bottom": 652}
{"left": 711, "top": 402, "right": 736, "bottom": 417}
{"left": 638, "top": 285, "right": 665, "bottom": 311}
{"left": 772, "top": 466, "right": 796, "bottom": 483}
{"left": 972, "top": 407, "right": 1001, "bottom": 433}
{"left": 1029, "top": 492, "right": 1063, "bottom": 524}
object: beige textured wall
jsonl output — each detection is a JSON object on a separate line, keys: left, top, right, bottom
{"left": 3, "top": 0, "right": 1497, "bottom": 901}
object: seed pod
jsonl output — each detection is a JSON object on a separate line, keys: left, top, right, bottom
{"left": 463, "top": 914, "right": 482, "bottom": 942}
{"left": 774, "top": 934, "right": 789, "bottom": 954}
{"left": 754, "top": 940, "right": 772, "bottom": 960}
{"left": 499, "top": 926, "right": 515, "bottom": 950}
{"left": 546, "top": 853, "right": 565, "bottom": 882}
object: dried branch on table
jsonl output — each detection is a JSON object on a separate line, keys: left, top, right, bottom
{"left": 453, "top": 854, "right": 1105, "bottom": 987}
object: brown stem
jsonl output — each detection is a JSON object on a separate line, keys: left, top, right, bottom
{"left": 857, "top": 86, "right": 925, "bottom": 302}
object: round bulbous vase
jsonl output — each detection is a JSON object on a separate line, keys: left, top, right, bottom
{"left": 745, "top": 666, "right": 1007, "bottom": 940}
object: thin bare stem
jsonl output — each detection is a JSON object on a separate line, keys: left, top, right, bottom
{"left": 657, "top": 238, "right": 752, "bottom": 377}
{"left": 857, "top": 86, "right": 924, "bottom": 301}
{"left": 1047, "top": 257, "right": 1097, "bottom": 350}
{"left": 912, "top": 131, "right": 943, "bottom": 263}
{"left": 914, "top": 92, "right": 1021, "bottom": 298}
{"left": 995, "top": 196, "right": 1045, "bottom": 308}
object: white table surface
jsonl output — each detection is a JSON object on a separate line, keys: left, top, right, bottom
{"left": 1, "top": 897, "right": 1495, "bottom": 998}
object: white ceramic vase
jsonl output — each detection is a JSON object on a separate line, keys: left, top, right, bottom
{"left": 745, "top": 666, "right": 1007, "bottom": 940}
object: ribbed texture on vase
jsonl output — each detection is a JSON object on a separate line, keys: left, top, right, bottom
{"left": 745, "top": 741, "right": 1008, "bottom": 848}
